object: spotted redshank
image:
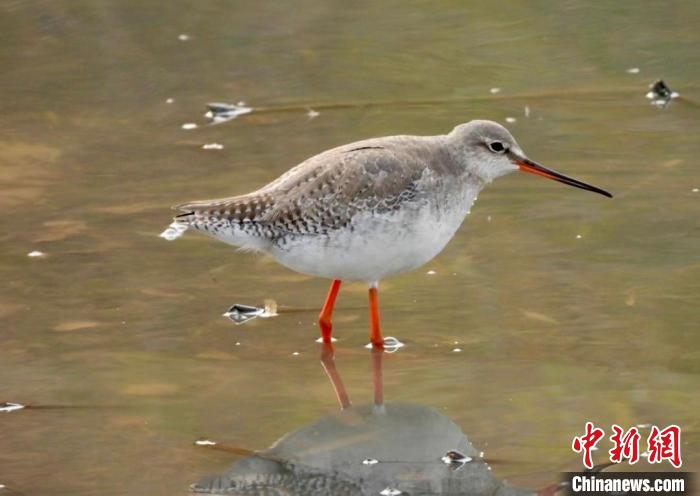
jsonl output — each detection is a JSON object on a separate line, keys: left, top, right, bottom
{"left": 165, "top": 120, "right": 611, "bottom": 347}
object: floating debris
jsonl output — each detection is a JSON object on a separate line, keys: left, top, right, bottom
{"left": 178, "top": 34, "right": 191, "bottom": 42}
{"left": 181, "top": 122, "right": 198, "bottom": 130}
{"left": 646, "top": 80, "right": 678, "bottom": 108}
{"left": 505, "top": 117, "right": 516, "bottom": 124}
{"left": 205, "top": 102, "right": 253, "bottom": 125}
{"left": 223, "top": 300, "right": 277, "bottom": 325}
{"left": 202, "top": 143, "right": 224, "bottom": 150}
{"left": 194, "top": 439, "right": 217, "bottom": 446}
{"left": 362, "top": 458, "right": 379, "bottom": 465}
{"left": 380, "top": 488, "right": 402, "bottom": 496}
{"left": 315, "top": 336, "right": 338, "bottom": 343}
{"left": 306, "top": 108, "right": 320, "bottom": 119}
{"left": 627, "top": 67, "right": 640, "bottom": 74}
{"left": 489, "top": 87, "right": 501, "bottom": 94}
{"left": 160, "top": 221, "right": 188, "bottom": 241}
{"left": 365, "top": 336, "right": 404, "bottom": 353}
{"left": 0, "top": 402, "right": 25, "bottom": 413}
{"left": 27, "top": 250, "right": 45, "bottom": 257}
{"left": 166, "top": 97, "right": 174, "bottom": 104}
{"left": 441, "top": 449, "right": 473, "bottom": 468}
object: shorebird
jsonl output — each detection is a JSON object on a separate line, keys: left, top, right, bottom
{"left": 165, "top": 120, "right": 611, "bottom": 348}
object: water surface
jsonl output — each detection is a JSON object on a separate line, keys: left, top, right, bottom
{"left": 1, "top": 1, "right": 699, "bottom": 494}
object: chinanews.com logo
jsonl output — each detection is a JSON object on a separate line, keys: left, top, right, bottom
{"left": 562, "top": 422, "right": 692, "bottom": 495}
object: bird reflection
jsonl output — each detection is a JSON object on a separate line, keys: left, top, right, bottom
{"left": 191, "top": 345, "right": 548, "bottom": 495}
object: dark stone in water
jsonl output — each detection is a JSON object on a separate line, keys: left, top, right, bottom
{"left": 646, "top": 79, "right": 678, "bottom": 108}
{"left": 649, "top": 80, "right": 673, "bottom": 100}
{"left": 223, "top": 304, "right": 264, "bottom": 324}
{"left": 205, "top": 102, "right": 253, "bottom": 124}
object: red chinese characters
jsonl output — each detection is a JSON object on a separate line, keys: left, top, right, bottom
{"left": 609, "top": 425, "right": 641, "bottom": 464}
{"left": 647, "top": 424, "right": 682, "bottom": 468}
{"left": 572, "top": 422, "right": 605, "bottom": 469}
{"left": 572, "top": 423, "right": 683, "bottom": 469}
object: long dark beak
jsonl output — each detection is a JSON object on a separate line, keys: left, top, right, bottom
{"left": 511, "top": 154, "right": 613, "bottom": 198}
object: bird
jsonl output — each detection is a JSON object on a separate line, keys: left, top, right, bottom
{"left": 164, "top": 120, "right": 612, "bottom": 348}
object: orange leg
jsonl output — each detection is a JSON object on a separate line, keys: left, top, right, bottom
{"left": 318, "top": 279, "right": 342, "bottom": 343}
{"left": 368, "top": 284, "right": 384, "bottom": 348}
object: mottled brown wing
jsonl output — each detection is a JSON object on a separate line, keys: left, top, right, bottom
{"left": 173, "top": 135, "right": 455, "bottom": 236}
{"left": 258, "top": 138, "right": 436, "bottom": 234}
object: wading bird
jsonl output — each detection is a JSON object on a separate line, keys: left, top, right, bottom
{"left": 165, "top": 121, "right": 611, "bottom": 347}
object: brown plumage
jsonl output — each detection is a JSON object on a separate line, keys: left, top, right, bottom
{"left": 174, "top": 135, "right": 465, "bottom": 239}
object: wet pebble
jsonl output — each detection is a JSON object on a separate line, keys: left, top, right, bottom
{"left": 223, "top": 304, "right": 264, "bottom": 324}
{"left": 441, "top": 449, "right": 472, "bottom": 465}
{"left": 0, "top": 402, "right": 25, "bottom": 413}
{"left": 205, "top": 102, "right": 253, "bottom": 124}
{"left": 646, "top": 79, "right": 678, "bottom": 107}
{"left": 202, "top": 143, "right": 224, "bottom": 150}
{"left": 223, "top": 300, "right": 277, "bottom": 324}
{"left": 380, "top": 488, "right": 402, "bottom": 496}
{"left": 194, "top": 439, "right": 217, "bottom": 446}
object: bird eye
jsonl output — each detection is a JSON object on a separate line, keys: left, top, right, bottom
{"left": 488, "top": 141, "right": 506, "bottom": 154}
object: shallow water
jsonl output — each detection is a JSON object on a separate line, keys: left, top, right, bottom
{"left": 1, "top": 2, "right": 699, "bottom": 495}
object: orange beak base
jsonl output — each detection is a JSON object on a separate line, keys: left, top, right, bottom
{"left": 515, "top": 157, "right": 613, "bottom": 198}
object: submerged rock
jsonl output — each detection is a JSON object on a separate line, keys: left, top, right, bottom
{"left": 646, "top": 80, "right": 679, "bottom": 108}
{"left": 205, "top": 102, "right": 253, "bottom": 125}
{"left": 223, "top": 300, "right": 277, "bottom": 324}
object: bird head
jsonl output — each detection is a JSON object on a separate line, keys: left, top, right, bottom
{"left": 448, "top": 120, "right": 612, "bottom": 198}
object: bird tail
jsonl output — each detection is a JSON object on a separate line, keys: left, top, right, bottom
{"left": 159, "top": 202, "right": 202, "bottom": 241}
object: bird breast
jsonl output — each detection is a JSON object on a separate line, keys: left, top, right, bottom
{"left": 269, "top": 172, "right": 482, "bottom": 282}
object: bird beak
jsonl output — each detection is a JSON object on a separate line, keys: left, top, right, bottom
{"left": 511, "top": 153, "right": 613, "bottom": 198}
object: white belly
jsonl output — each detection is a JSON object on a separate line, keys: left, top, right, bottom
{"left": 269, "top": 193, "right": 477, "bottom": 282}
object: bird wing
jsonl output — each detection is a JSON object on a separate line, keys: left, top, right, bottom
{"left": 174, "top": 135, "right": 455, "bottom": 236}
{"left": 256, "top": 137, "right": 447, "bottom": 234}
